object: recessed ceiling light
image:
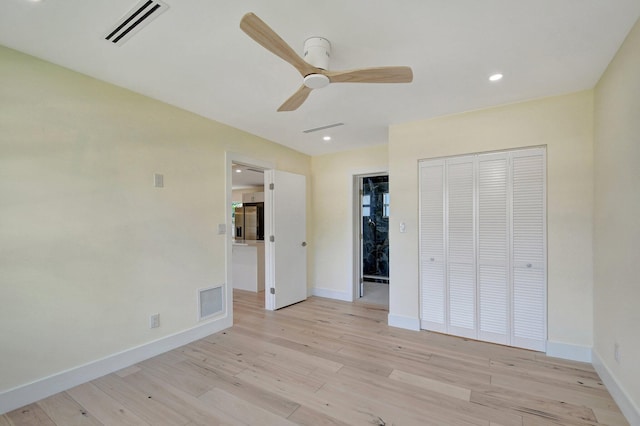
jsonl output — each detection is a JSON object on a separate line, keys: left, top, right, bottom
{"left": 323, "top": 136, "right": 331, "bottom": 141}
{"left": 489, "top": 73, "right": 503, "bottom": 82}
{"left": 235, "top": 169, "right": 242, "bottom": 173}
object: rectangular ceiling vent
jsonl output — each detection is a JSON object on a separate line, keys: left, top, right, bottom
{"left": 105, "top": 0, "right": 169, "bottom": 46}
{"left": 302, "top": 122, "right": 345, "bottom": 134}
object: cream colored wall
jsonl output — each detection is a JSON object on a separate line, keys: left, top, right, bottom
{"left": 310, "top": 144, "right": 388, "bottom": 299}
{"left": 593, "top": 17, "right": 640, "bottom": 411}
{"left": 389, "top": 91, "right": 594, "bottom": 347}
{"left": 0, "top": 45, "right": 310, "bottom": 393}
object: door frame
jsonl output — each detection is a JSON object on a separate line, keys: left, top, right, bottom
{"left": 225, "top": 152, "right": 274, "bottom": 316}
{"left": 352, "top": 170, "right": 389, "bottom": 302}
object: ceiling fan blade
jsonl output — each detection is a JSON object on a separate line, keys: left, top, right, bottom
{"left": 278, "top": 85, "right": 313, "bottom": 111}
{"left": 240, "top": 12, "right": 317, "bottom": 77}
{"left": 325, "top": 66, "right": 413, "bottom": 84}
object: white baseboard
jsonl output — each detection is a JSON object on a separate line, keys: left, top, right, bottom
{"left": 0, "top": 315, "right": 232, "bottom": 415}
{"left": 388, "top": 313, "right": 420, "bottom": 331}
{"left": 311, "top": 287, "right": 353, "bottom": 302}
{"left": 546, "top": 341, "right": 592, "bottom": 363}
{"left": 592, "top": 350, "right": 640, "bottom": 426}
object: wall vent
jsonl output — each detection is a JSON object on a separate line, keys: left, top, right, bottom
{"left": 105, "top": 0, "right": 169, "bottom": 46}
{"left": 198, "top": 285, "right": 224, "bottom": 320}
{"left": 302, "top": 122, "right": 344, "bottom": 134}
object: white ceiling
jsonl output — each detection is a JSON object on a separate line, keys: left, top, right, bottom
{"left": 1, "top": 1, "right": 639, "bottom": 156}
{"left": 232, "top": 163, "right": 265, "bottom": 188}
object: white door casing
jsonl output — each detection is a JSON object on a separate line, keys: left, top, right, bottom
{"left": 264, "top": 170, "right": 307, "bottom": 310}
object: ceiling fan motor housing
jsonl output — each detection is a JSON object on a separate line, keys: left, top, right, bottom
{"left": 304, "top": 37, "right": 331, "bottom": 69}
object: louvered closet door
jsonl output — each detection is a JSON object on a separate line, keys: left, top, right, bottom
{"left": 511, "top": 148, "right": 547, "bottom": 351}
{"left": 419, "top": 160, "right": 446, "bottom": 332}
{"left": 477, "top": 152, "right": 510, "bottom": 344}
{"left": 446, "top": 156, "right": 476, "bottom": 339}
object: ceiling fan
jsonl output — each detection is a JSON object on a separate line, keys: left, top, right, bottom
{"left": 239, "top": 12, "right": 414, "bottom": 112}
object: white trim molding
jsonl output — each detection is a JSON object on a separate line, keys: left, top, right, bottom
{"left": 311, "top": 287, "right": 353, "bottom": 302}
{"left": 388, "top": 313, "right": 421, "bottom": 331}
{"left": 0, "top": 316, "right": 232, "bottom": 415}
{"left": 592, "top": 350, "right": 640, "bottom": 426}
{"left": 546, "top": 341, "right": 592, "bottom": 363}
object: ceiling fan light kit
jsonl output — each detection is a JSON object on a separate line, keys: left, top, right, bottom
{"left": 240, "top": 12, "right": 413, "bottom": 111}
{"left": 303, "top": 73, "right": 330, "bottom": 89}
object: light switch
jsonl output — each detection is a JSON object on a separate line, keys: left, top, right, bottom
{"left": 217, "top": 224, "right": 226, "bottom": 235}
{"left": 400, "top": 222, "right": 406, "bottom": 233}
{"left": 153, "top": 173, "right": 164, "bottom": 188}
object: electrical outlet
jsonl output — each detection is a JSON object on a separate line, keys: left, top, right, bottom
{"left": 614, "top": 342, "right": 620, "bottom": 364}
{"left": 150, "top": 313, "right": 160, "bottom": 329}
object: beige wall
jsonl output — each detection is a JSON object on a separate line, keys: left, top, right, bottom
{"left": 594, "top": 17, "right": 640, "bottom": 412}
{"left": 0, "top": 45, "right": 310, "bottom": 393}
{"left": 310, "top": 144, "right": 388, "bottom": 299}
{"left": 388, "top": 91, "right": 595, "bottom": 348}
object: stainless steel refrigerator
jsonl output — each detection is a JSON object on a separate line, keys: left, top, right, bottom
{"left": 234, "top": 203, "right": 264, "bottom": 240}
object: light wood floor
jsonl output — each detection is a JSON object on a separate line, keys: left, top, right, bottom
{"left": 2, "top": 290, "right": 628, "bottom": 426}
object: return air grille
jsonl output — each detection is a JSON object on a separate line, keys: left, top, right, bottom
{"left": 105, "top": 0, "right": 169, "bottom": 46}
{"left": 198, "top": 286, "right": 224, "bottom": 320}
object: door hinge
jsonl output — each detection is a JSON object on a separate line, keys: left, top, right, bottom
{"left": 269, "top": 183, "right": 275, "bottom": 190}
{"left": 269, "top": 235, "right": 275, "bottom": 242}
{"left": 270, "top": 288, "right": 275, "bottom": 294}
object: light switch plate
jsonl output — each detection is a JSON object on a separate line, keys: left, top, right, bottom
{"left": 217, "top": 224, "right": 226, "bottom": 235}
{"left": 153, "top": 173, "right": 164, "bottom": 188}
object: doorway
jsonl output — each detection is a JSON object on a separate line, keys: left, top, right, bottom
{"left": 356, "top": 174, "right": 389, "bottom": 306}
{"left": 226, "top": 153, "right": 308, "bottom": 317}
{"left": 230, "top": 160, "right": 267, "bottom": 310}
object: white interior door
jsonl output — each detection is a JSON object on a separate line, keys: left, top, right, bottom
{"left": 264, "top": 170, "right": 307, "bottom": 310}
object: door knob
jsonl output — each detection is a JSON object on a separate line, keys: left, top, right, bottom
{"left": 301, "top": 241, "right": 307, "bottom": 247}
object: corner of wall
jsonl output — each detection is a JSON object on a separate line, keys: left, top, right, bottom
{"left": 592, "top": 349, "right": 640, "bottom": 425}
{"left": 545, "top": 341, "right": 592, "bottom": 363}
{"left": 311, "top": 287, "right": 353, "bottom": 302}
{"left": 387, "top": 313, "right": 420, "bottom": 331}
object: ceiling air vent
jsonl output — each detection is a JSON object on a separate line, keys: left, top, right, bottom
{"left": 105, "top": 0, "right": 169, "bottom": 46}
{"left": 302, "top": 122, "right": 344, "bottom": 134}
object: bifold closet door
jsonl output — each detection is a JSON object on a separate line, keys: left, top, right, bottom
{"left": 477, "top": 152, "right": 509, "bottom": 345}
{"left": 419, "top": 160, "right": 446, "bottom": 332}
{"left": 419, "top": 147, "right": 546, "bottom": 351}
{"left": 511, "top": 148, "right": 546, "bottom": 351}
{"left": 445, "top": 156, "right": 476, "bottom": 339}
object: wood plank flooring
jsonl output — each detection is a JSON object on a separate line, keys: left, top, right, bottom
{"left": 3, "top": 290, "right": 629, "bottom": 425}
